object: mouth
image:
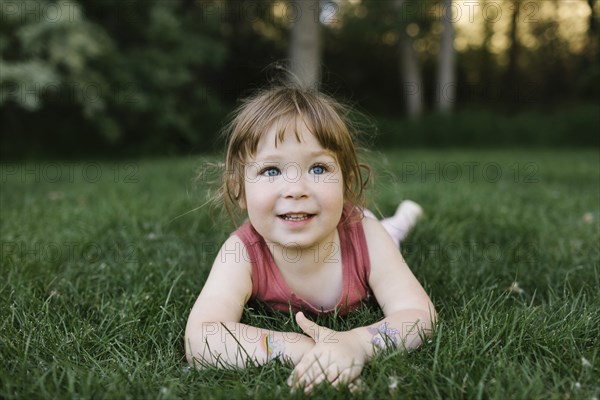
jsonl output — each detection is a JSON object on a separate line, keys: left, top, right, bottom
{"left": 277, "top": 213, "right": 316, "bottom": 221}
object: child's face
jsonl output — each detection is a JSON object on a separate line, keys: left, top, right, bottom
{"left": 243, "top": 121, "right": 344, "bottom": 250}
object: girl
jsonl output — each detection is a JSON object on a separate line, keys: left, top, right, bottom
{"left": 185, "top": 85, "right": 436, "bottom": 393}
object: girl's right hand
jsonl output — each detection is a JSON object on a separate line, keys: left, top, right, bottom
{"left": 288, "top": 333, "right": 316, "bottom": 366}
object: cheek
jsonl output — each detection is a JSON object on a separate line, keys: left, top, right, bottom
{"left": 243, "top": 181, "right": 270, "bottom": 212}
{"left": 318, "top": 178, "right": 345, "bottom": 206}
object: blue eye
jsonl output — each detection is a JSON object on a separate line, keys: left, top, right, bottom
{"left": 310, "top": 164, "right": 327, "bottom": 175}
{"left": 261, "top": 167, "right": 280, "bottom": 177}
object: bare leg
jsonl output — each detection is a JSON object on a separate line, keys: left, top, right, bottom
{"left": 364, "top": 200, "right": 423, "bottom": 247}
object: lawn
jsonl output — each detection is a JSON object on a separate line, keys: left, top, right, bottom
{"left": 1, "top": 149, "right": 598, "bottom": 399}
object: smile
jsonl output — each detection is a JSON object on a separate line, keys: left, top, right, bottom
{"left": 278, "top": 213, "right": 315, "bottom": 221}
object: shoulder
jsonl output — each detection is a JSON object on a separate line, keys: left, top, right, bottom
{"left": 360, "top": 215, "right": 398, "bottom": 269}
{"left": 361, "top": 215, "right": 395, "bottom": 255}
{"left": 211, "top": 233, "right": 253, "bottom": 297}
{"left": 218, "top": 233, "right": 254, "bottom": 274}
{"left": 361, "top": 214, "right": 387, "bottom": 237}
{"left": 360, "top": 216, "right": 400, "bottom": 273}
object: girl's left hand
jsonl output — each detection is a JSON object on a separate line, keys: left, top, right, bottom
{"left": 287, "top": 312, "right": 367, "bottom": 394}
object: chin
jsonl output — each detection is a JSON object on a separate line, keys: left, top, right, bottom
{"left": 273, "top": 238, "right": 312, "bottom": 249}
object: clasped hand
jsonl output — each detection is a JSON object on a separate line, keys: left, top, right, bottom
{"left": 287, "top": 312, "right": 366, "bottom": 394}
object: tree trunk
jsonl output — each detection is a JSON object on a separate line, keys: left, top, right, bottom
{"left": 588, "top": 0, "right": 598, "bottom": 36}
{"left": 587, "top": 0, "right": 598, "bottom": 63}
{"left": 395, "top": 0, "right": 423, "bottom": 117}
{"left": 289, "top": 0, "right": 321, "bottom": 89}
{"left": 437, "top": 0, "right": 456, "bottom": 113}
{"left": 505, "top": 0, "right": 520, "bottom": 106}
{"left": 481, "top": 12, "right": 494, "bottom": 96}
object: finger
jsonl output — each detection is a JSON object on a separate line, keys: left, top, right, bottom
{"left": 348, "top": 378, "right": 364, "bottom": 393}
{"left": 330, "top": 369, "right": 357, "bottom": 388}
{"left": 288, "top": 356, "right": 317, "bottom": 387}
{"left": 291, "top": 348, "right": 329, "bottom": 383}
{"left": 289, "top": 356, "right": 313, "bottom": 384}
{"left": 286, "top": 372, "right": 297, "bottom": 387}
{"left": 295, "top": 312, "right": 321, "bottom": 342}
{"left": 331, "top": 373, "right": 346, "bottom": 388}
{"left": 295, "top": 356, "right": 332, "bottom": 389}
{"left": 332, "top": 374, "right": 364, "bottom": 394}
{"left": 303, "top": 365, "right": 340, "bottom": 394}
{"left": 287, "top": 360, "right": 316, "bottom": 388}
{"left": 303, "top": 371, "right": 326, "bottom": 394}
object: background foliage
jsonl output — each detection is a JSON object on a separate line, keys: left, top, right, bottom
{"left": 1, "top": 0, "right": 598, "bottom": 159}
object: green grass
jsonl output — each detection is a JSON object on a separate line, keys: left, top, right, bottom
{"left": 1, "top": 150, "right": 598, "bottom": 399}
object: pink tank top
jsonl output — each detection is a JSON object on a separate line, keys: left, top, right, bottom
{"left": 232, "top": 204, "right": 371, "bottom": 315}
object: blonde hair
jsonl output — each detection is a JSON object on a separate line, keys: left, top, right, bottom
{"left": 210, "top": 85, "right": 371, "bottom": 224}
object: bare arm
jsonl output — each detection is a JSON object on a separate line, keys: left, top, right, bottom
{"left": 353, "top": 216, "right": 437, "bottom": 358}
{"left": 186, "top": 321, "right": 314, "bottom": 368}
{"left": 185, "top": 235, "right": 314, "bottom": 368}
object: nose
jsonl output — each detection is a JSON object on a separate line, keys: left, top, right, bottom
{"left": 282, "top": 170, "right": 309, "bottom": 199}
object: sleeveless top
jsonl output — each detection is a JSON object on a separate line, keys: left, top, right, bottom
{"left": 232, "top": 204, "right": 372, "bottom": 316}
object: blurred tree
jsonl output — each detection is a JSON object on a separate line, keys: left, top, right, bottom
{"left": 436, "top": 0, "right": 456, "bottom": 113}
{"left": 505, "top": 0, "right": 520, "bottom": 106}
{"left": 395, "top": 0, "right": 423, "bottom": 117}
{"left": 90, "top": 0, "right": 227, "bottom": 150}
{"left": 0, "top": 0, "right": 227, "bottom": 156}
{"left": 1, "top": 0, "right": 596, "bottom": 157}
{"left": 289, "top": 0, "right": 321, "bottom": 88}
{"left": 0, "top": 1, "right": 110, "bottom": 119}
{"left": 583, "top": 0, "right": 599, "bottom": 99}
{"left": 480, "top": 7, "right": 495, "bottom": 93}
{"left": 587, "top": 0, "right": 598, "bottom": 53}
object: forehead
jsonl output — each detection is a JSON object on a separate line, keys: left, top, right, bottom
{"left": 251, "top": 116, "right": 335, "bottom": 157}
{"left": 233, "top": 91, "right": 350, "bottom": 165}
{"left": 265, "top": 116, "right": 311, "bottom": 146}
{"left": 252, "top": 119, "right": 336, "bottom": 158}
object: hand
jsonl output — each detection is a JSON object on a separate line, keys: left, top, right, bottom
{"left": 287, "top": 312, "right": 367, "bottom": 394}
{"left": 288, "top": 333, "right": 316, "bottom": 366}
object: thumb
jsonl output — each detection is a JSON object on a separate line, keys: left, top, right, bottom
{"left": 296, "top": 312, "right": 321, "bottom": 342}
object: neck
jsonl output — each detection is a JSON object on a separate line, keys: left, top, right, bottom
{"left": 268, "top": 230, "right": 340, "bottom": 275}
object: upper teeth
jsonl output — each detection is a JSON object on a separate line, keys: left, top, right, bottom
{"left": 284, "top": 214, "right": 309, "bottom": 220}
